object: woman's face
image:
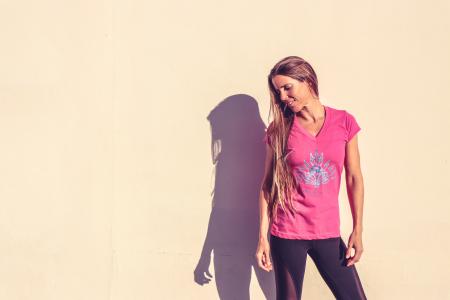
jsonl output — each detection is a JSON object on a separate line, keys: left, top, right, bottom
{"left": 271, "top": 74, "right": 315, "bottom": 113}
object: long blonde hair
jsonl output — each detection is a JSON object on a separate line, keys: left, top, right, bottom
{"left": 263, "top": 56, "right": 320, "bottom": 221}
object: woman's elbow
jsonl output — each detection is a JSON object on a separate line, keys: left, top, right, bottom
{"left": 345, "top": 172, "right": 363, "bottom": 187}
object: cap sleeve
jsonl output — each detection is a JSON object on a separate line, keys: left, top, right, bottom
{"left": 345, "top": 111, "right": 361, "bottom": 142}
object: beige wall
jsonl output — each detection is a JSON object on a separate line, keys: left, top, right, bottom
{"left": 1, "top": 0, "right": 450, "bottom": 299}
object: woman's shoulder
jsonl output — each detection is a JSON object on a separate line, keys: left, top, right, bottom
{"left": 326, "top": 104, "right": 347, "bottom": 115}
{"left": 326, "top": 105, "right": 357, "bottom": 121}
{"left": 326, "top": 105, "right": 361, "bottom": 140}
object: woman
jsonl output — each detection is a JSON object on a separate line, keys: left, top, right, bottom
{"left": 255, "top": 56, "right": 367, "bottom": 300}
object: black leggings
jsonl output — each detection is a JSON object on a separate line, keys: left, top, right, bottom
{"left": 270, "top": 234, "right": 367, "bottom": 300}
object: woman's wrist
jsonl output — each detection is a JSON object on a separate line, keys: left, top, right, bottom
{"left": 259, "top": 232, "right": 269, "bottom": 241}
{"left": 352, "top": 225, "right": 363, "bottom": 234}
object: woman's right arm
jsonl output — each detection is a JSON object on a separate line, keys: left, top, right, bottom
{"left": 258, "top": 143, "right": 273, "bottom": 239}
{"left": 255, "top": 143, "right": 274, "bottom": 272}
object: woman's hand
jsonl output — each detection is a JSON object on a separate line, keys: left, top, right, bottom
{"left": 255, "top": 238, "right": 273, "bottom": 272}
{"left": 345, "top": 230, "right": 364, "bottom": 267}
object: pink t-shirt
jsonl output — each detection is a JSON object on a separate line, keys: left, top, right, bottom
{"left": 263, "top": 105, "right": 361, "bottom": 239}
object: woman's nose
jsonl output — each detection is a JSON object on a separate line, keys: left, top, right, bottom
{"left": 280, "top": 91, "right": 289, "bottom": 101}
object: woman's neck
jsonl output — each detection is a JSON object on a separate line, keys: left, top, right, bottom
{"left": 296, "top": 100, "right": 325, "bottom": 122}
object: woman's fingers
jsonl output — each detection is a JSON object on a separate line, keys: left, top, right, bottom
{"left": 255, "top": 251, "right": 266, "bottom": 270}
{"left": 345, "top": 241, "right": 354, "bottom": 259}
{"left": 255, "top": 239, "right": 273, "bottom": 272}
{"left": 347, "top": 250, "right": 363, "bottom": 266}
{"left": 347, "top": 246, "right": 364, "bottom": 267}
{"left": 346, "top": 231, "right": 364, "bottom": 267}
{"left": 255, "top": 249, "right": 273, "bottom": 272}
{"left": 264, "top": 252, "right": 273, "bottom": 271}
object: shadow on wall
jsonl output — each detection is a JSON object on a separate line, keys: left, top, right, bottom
{"left": 194, "top": 94, "right": 276, "bottom": 300}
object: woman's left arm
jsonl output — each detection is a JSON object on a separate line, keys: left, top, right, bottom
{"left": 344, "top": 133, "right": 364, "bottom": 267}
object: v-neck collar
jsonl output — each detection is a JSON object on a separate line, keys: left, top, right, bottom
{"left": 294, "top": 105, "right": 329, "bottom": 141}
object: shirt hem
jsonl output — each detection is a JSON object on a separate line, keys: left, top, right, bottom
{"left": 270, "top": 228, "right": 341, "bottom": 240}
